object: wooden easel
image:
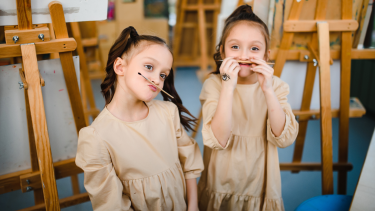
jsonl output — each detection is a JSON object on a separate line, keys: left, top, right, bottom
{"left": 173, "top": 0, "right": 221, "bottom": 138}
{"left": 70, "top": 22, "right": 101, "bottom": 125}
{"left": 173, "top": 0, "right": 221, "bottom": 71}
{"left": 271, "top": 0, "right": 375, "bottom": 195}
{"left": 0, "top": 1, "right": 89, "bottom": 209}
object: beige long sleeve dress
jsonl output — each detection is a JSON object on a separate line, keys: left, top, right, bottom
{"left": 76, "top": 100, "right": 204, "bottom": 211}
{"left": 197, "top": 75, "right": 299, "bottom": 211}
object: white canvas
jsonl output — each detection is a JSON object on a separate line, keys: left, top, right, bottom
{"left": 0, "top": 56, "right": 80, "bottom": 176}
{"left": 0, "top": 0, "right": 108, "bottom": 26}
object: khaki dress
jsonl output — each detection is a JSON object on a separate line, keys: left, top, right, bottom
{"left": 76, "top": 100, "right": 204, "bottom": 211}
{"left": 198, "top": 75, "right": 299, "bottom": 211}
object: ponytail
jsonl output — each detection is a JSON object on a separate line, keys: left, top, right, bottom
{"left": 161, "top": 69, "right": 197, "bottom": 132}
{"left": 101, "top": 26, "right": 139, "bottom": 104}
{"left": 100, "top": 26, "right": 197, "bottom": 132}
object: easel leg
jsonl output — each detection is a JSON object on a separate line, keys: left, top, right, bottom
{"left": 70, "top": 22, "right": 100, "bottom": 121}
{"left": 317, "top": 22, "right": 334, "bottom": 195}
{"left": 70, "top": 175, "right": 80, "bottom": 195}
{"left": 22, "top": 43, "right": 60, "bottom": 210}
{"left": 172, "top": 0, "right": 188, "bottom": 70}
{"left": 24, "top": 90, "right": 45, "bottom": 205}
{"left": 338, "top": 0, "right": 353, "bottom": 195}
{"left": 198, "top": 1, "right": 208, "bottom": 72}
{"left": 273, "top": 0, "right": 304, "bottom": 77}
{"left": 292, "top": 61, "right": 318, "bottom": 172}
{"left": 49, "top": 2, "right": 86, "bottom": 132}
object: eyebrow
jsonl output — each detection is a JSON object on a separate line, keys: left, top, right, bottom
{"left": 144, "top": 57, "right": 158, "bottom": 63}
{"left": 144, "top": 57, "right": 171, "bottom": 72}
{"left": 227, "top": 39, "right": 264, "bottom": 46}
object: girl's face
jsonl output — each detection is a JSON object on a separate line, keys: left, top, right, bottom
{"left": 222, "top": 21, "right": 268, "bottom": 78}
{"left": 116, "top": 43, "right": 173, "bottom": 102}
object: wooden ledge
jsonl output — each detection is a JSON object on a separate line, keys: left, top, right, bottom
{"left": 284, "top": 20, "right": 358, "bottom": 32}
{"left": 280, "top": 162, "right": 353, "bottom": 171}
{"left": 293, "top": 97, "right": 366, "bottom": 121}
{"left": 19, "top": 192, "right": 90, "bottom": 211}
{"left": 0, "top": 158, "right": 82, "bottom": 195}
{"left": 0, "top": 38, "right": 77, "bottom": 59}
{"left": 269, "top": 49, "right": 375, "bottom": 61}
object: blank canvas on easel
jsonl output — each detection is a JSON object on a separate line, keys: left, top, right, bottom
{"left": 0, "top": 57, "right": 80, "bottom": 176}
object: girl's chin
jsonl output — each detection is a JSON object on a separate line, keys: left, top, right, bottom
{"left": 238, "top": 68, "right": 255, "bottom": 78}
{"left": 140, "top": 92, "right": 159, "bottom": 102}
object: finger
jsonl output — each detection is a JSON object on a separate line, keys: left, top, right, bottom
{"left": 251, "top": 67, "right": 271, "bottom": 76}
{"left": 233, "top": 65, "right": 241, "bottom": 75}
{"left": 228, "top": 61, "right": 240, "bottom": 73}
{"left": 251, "top": 59, "right": 270, "bottom": 69}
{"left": 254, "top": 65, "right": 273, "bottom": 75}
{"left": 220, "top": 57, "right": 234, "bottom": 73}
{"left": 222, "top": 59, "right": 237, "bottom": 73}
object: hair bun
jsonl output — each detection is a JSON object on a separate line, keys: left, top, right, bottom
{"left": 241, "top": 4, "right": 253, "bottom": 14}
{"left": 126, "top": 26, "right": 139, "bottom": 38}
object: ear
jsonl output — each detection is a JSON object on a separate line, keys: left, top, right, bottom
{"left": 113, "top": 57, "right": 126, "bottom": 76}
{"left": 265, "top": 49, "right": 271, "bottom": 61}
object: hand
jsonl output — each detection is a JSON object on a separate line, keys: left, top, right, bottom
{"left": 250, "top": 57, "right": 274, "bottom": 92}
{"left": 219, "top": 57, "right": 241, "bottom": 91}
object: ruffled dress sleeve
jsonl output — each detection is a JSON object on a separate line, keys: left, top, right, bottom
{"left": 267, "top": 77, "right": 299, "bottom": 148}
{"left": 75, "top": 127, "right": 133, "bottom": 211}
{"left": 200, "top": 76, "right": 233, "bottom": 150}
{"left": 171, "top": 104, "right": 204, "bottom": 179}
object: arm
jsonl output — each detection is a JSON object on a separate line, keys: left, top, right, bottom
{"left": 171, "top": 104, "right": 203, "bottom": 209}
{"left": 186, "top": 178, "right": 199, "bottom": 211}
{"left": 251, "top": 57, "right": 298, "bottom": 147}
{"left": 251, "top": 57, "right": 285, "bottom": 136}
{"left": 264, "top": 88, "right": 286, "bottom": 137}
{"left": 211, "top": 58, "right": 241, "bottom": 147}
{"left": 76, "top": 127, "right": 133, "bottom": 211}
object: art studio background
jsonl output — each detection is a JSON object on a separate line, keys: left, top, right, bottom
{"left": 1, "top": 0, "right": 375, "bottom": 210}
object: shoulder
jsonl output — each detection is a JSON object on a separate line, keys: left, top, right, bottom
{"left": 150, "top": 100, "right": 178, "bottom": 117}
{"left": 151, "top": 99, "right": 177, "bottom": 111}
{"left": 203, "top": 74, "right": 221, "bottom": 88}
{"left": 272, "top": 76, "right": 290, "bottom": 92}
{"left": 82, "top": 108, "right": 118, "bottom": 141}
{"left": 78, "top": 126, "right": 103, "bottom": 146}
{"left": 200, "top": 74, "right": 222, "bottom": 99}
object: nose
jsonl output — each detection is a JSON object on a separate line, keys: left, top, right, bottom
{"left": 151, "top": 75, "right": 161, "bottom": 86}
{"left": 238, "top": 48, "right": 250, "bottom": 61}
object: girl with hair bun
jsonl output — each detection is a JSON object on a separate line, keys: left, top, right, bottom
{"left": 198, "top": 5, "right": 298, "bottom": 211}
{"left": 76, "top": 26, "right": 203, "bottom": 211}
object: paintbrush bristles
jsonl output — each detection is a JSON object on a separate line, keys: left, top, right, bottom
{"left": 138, "top": 72, "right": 174, "bottom": 99}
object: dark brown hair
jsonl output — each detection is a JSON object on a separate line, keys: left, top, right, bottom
{"left": 213, "top": 4, "right": 270, "bottom": 74}
{"left": 101, "top": 26, "right": 197, "bottom": 132}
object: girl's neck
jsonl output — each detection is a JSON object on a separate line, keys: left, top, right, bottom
{"left": 106, "top": 84, "right": 149, "bottom": 122}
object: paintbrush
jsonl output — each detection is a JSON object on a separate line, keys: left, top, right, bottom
{"left": 138, "top": 72, "right": 174, "bottom": 99}
{"left": 217, "top": 60, "right": 275, "bottom": 65}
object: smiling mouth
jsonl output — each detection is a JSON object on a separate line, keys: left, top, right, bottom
{"left": 239, "top": 63, "right": 251, "bottom": 66}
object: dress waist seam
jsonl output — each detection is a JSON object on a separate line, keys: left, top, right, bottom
{"left": 120, "top": 161, "right": 182, "bottom": 182}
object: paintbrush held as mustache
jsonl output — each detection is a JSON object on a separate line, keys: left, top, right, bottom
{"left": 138, "top": 72, "right": 174, "bottom": 99}
{"left": 217, "top": 60, "right": 274, "bottom": 65}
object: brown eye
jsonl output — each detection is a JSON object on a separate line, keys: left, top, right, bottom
{"left": 231, "top": 45, "right": 239, "bottom": 49}
{"left": 160, "top": 74, "right": 167, "bottom": 80}
{"left": 145, "top": 65, "right": 153, "bottom": 70}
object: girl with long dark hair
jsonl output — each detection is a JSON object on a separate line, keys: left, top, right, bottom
{"left": 76, "top": 26, "right": 203, "bottom": 211}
